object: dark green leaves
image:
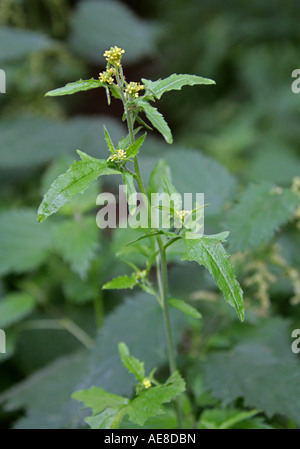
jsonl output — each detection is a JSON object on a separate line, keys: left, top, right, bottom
{"left": 142, "top": 74, "right": 215, "bottom": 100}
{"left": 37, "top": 151, "right": 119, "bottom": 222}
{"left": 45, "top": 78, "right": 103, "bottom": 97}
{"left": 182, "top": 237, "right": 244, "bottom": 321}
{"left": 136, "top": 100, "right": 173, "bottom": 144}
{"left": 227, "top": 183, "right": 299, "bottom": 252}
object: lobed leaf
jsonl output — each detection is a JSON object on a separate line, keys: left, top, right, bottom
{"left": 136, "top": 100, "right": 173, "bottom": 144}
{"left": 45, "top": 78, "right": 103, "bottom": 97}
{"left": 37, "top": 151, "right": 119, "bottom": 222}
{"left": 142, "top": 73, "right": 215, "bottom": 100}
{"left": 227, "top": 183, "right": 299, "bottom": 252}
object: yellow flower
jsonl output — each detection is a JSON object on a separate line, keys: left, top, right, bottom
{"left": 108, "top": 149, "right": 127, "bottom": 162}
{"left": 143, "top": 378, "right": 152, "bottom": 389}
{"left": 125, "top": 82, "right": 144, "bottom": 98}
{"left": 175, "top": 209, "right": 191, "bottom": 221}
{"left": 103, "top": 46, "right": 125, "bottom": 66}
{"left": 135, "top": 269, "right": 147, "bottom": 280}
{"left": 99, "top": 71, "right": 114, "bottom": 84}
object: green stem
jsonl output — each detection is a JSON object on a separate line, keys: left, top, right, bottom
{"left": 116, "top": 71, "right": 183, "bottom": 428}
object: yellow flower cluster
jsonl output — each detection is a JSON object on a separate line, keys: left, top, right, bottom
{"left": 175, "top": 209, "right": 191, "bottom": 221}
{"left": 103, "top": 46, "right": 125, "bottom": 66}
{"left": 143, "top": 378, "right": 152, "bottom": 389}
{"left": 135, "top": 269, "right": 147, "bottom": 280}
{"left": 125, "top": 82, "right": 144, "bottom": 98}
{"left": 108, "top": 149, "right": 127, "bottom": 162}
{"left": 99, "top": 68, "right": 115, "bottom": 84}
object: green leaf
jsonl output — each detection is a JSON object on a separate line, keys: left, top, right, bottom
{"left": 227, "top": 183, "right": 299, "bottom": 252}
{"left": 52, "top": 217, "right": 100, "bottom": 278}
{"left": 118, "top": 343, "right": 145, "bottom": 382}
{"left": 0, "top": 209, "right": 53, "bottom": 275}
{"left": 182, "top": 238, "right": 244, "bottom": 321}
{"left": 72, "top": 387, "right": 128, "bottom": 415}
{"left": 169, "top": 298, "right": 202, "bottom": 319}
{"left": 102, "top": 275, "right": 137, "bottom": 290}
{"left": 136, "top": 100, "right": 173, "bottom": 144}
{"left": 126, "top": 133, "right": 147, "bottom": 158}
{"left": 68, "top": 0, "right": 155, "bottom": 64}
{"left": 103, "top": 125, "right": 115, "bottom": 154}
{"left": 122, "top": 172, "right": 137, "bottom": 216}
{"left": 37, "top": 151, "right": 119, "bottom": 222}
{"left": 0, "top": 293, "right": 36, "bottom": 329}
{"left": 199, "top": 231, "right": 229, "bottom": 244}
{"left": 126, "top": 371, "right": 185, "bottom": 426}
{"left": 142, "top": 73, "right": 215, "bottom": 100}
{"left": 45, "top": 78, "right": 102, "bottom": 97}
{"left": 74, "top": 371, "right": 185, "bottom": 429}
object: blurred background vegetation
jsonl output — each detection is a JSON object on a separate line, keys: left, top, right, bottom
{"left": 0, "top": 0, "right": 300, "bottom": 429}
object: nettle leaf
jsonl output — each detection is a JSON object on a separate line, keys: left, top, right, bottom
{"left": 0, "top": 209, "right": 53, "bottom": 275}
{"left": 0, "top": 293, "right": 36, "bottom": 329}
{"left": 136, "top": 100, "right": 173, "bottom": 144}
{"left": 205, "top": 341, "right": 300, "bottom": 426}
{"left": 169, "top": 298, "right": 202, "bottom": 319}
{"left": 45, "top": 78, "right": 102, "bottom": 97}
{"left": 182, "top": 238, "right": 244, "bottom": 321}
{"left": 102, "top": 275, "right": 137, "bottom": 290}
{"left": 52, "top": 217, "right": 100, "bottom": 278}
{"left": 0, "top": 352, "right": 88, "bottom": 429}
{"left": 122, "top": 172, "right": 137, "bottom": 216}
{"left": 126, "top": 133, "right": 147, "bottom": 158}
{"left": 227, "top": 183, "right": 299, "bottom": 252}
{"left": 74, "top": 371, "right": 185, "bottom": 429}
{"left": 142, "top": 74, "right": 215, "bottom": 100}
{"left": 37, "top": 151, "right": 119, "bottom": 222}
{"left": 118, "top": 343, "right": 145, "bottom": 382}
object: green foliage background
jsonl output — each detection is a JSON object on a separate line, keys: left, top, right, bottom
{"left": 0, "top": 0, "right": 300, "bottom": 429}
